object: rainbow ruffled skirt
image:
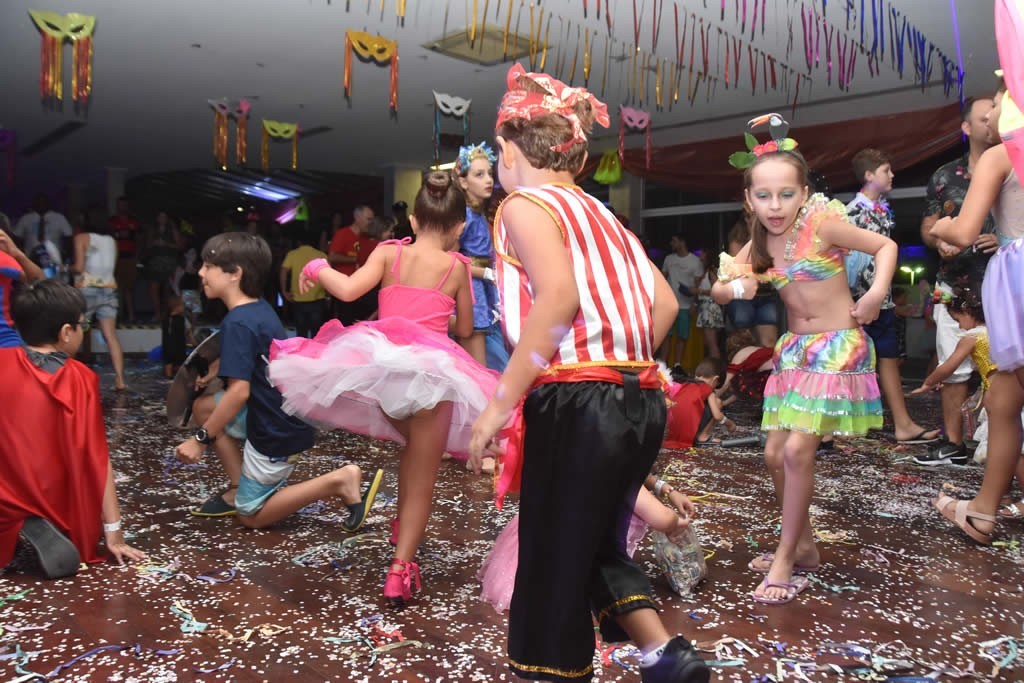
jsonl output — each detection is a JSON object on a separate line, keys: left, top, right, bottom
{"left": 762, "top": 327, "right": 882, "bottom": 436}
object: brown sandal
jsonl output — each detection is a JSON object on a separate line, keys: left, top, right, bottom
{"left": 933, "top": 494, "right": 996, "bottom": 545}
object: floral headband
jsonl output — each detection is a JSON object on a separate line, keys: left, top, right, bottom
{"left": 728, "top": 113, "right": 799, "bottom": 169}
{"left": 455, "top": 142, "right": 496, "bottom": 175}
{"left": 495, "top": 63, "right": 610, "bottom": 152}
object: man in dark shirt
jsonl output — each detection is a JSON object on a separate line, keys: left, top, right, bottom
{"left": 916, "top": 98, "right": 999, "bottom": 465}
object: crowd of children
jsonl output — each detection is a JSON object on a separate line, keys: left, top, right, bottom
{"left": 2, "top": 47, "right": 1023, "bottom": 683}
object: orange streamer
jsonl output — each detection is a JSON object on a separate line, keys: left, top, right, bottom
{"left": 343, "top": 33, "right": 353, "bottom": 97}
{"left": 213, "top": 111, "right": 228, "bottom": 168}
{"left": 236, "top": 117, "right": 248, "bottom": 166}
{"left": 261, "top": 127, "right": 269, "bottom": 173}
{"left": 389, "top": 48, "right": 399, "bottom": 111}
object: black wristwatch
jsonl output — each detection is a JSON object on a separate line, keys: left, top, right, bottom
{"left": 194, "top": 427, "right": 216, "bottom": 445}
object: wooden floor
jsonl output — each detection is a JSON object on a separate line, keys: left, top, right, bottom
{"left": 2, "top": 360, "right": 1023, "bottom": 682}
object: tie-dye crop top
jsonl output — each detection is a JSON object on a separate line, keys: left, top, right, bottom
{"left": 718, "top": 193, "right": 848, "bottom": 290}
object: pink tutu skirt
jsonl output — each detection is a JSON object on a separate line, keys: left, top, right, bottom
{"left": 478, "top": 513, "right": 648, "bottom": 613}
{"left": 983, "top": 238, "right": 1024, "bottom": 372}
{"left": 267, "top": 319, "right": 499, "bottom": 459}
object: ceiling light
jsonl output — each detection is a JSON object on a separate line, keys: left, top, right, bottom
{"left": 240, "top": 184, "right": 300, "bottom": 202}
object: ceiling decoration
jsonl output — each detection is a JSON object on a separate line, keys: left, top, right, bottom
{"left": 0, "top": 0, "right": 998, "bottom": 200}
{"left": 208, "top": 99, "right": 250, "bottom": 169}
{"left": 343, "top": 30, "right": 400, "bottom": 111}
{"left": 261, "top": 120, "right": 300, "bottom": 172}
{"left": 28, "top": 9, "right": 95, "bottom": 105}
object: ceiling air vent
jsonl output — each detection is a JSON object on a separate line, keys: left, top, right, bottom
{"left": 424, "top": 26, "right": 535, "bottom": 66}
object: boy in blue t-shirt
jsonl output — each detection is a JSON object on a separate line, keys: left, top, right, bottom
{"left": 174, "top": 232, "right": 381, "bottom": 530}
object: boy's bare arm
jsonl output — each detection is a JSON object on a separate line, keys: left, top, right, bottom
{"left": 650, "top": 265, "right": 679, "bottom": 350}
{"left": 487, "top": 198, "right": 579, "bottom": 415}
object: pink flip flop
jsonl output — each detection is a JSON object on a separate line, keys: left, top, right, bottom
{"left": 751, "top": 575, "right": 811, "bottom": 605}
{"left": 747, "top": 552, "right": 820, "bottom": 574}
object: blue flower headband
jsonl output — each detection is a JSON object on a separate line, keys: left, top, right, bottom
{"left": 455, "top": 142, "right": 496, "bottom": 175}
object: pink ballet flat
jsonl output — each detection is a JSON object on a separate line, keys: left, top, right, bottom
{"left": 383, "top": 558, "right": 421, "bottom": 607}
{"left": 389, "top": 517, "right": 399, "bottom": 546}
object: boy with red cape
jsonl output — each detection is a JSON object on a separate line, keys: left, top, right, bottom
{"left": 0, "top": 280, "right": 144, "bottom": 577}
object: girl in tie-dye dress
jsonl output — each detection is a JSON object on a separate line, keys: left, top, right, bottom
{"left": 714, "top": 119, "right": 897, "bottom": 605}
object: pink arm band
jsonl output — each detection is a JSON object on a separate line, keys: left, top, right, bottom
{"left": 302, "top": 258, "right": 330, "bottom": 283}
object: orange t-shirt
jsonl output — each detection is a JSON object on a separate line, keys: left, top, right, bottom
{"left": 329, "top": 226, "right": 359, "bottom": 275}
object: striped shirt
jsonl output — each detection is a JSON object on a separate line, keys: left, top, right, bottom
{"left": 493, "top": 183, "right": 656, "bottom": 369}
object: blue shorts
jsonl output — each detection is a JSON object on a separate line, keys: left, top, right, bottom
{"left": 863, "top": 308, "right": 903, "bottom": 359}
{"left": 673, "top": 309, "right": 691, "bottom": 339}
{"left": 81, "top": 287, "right": 118, "bottom": 321}
{"left": 727, "top": 295, "right": 779, "bottom": 328}
{"left": 214, "top": 390, "right": 248, "bottom": 440}
{"left": 235, "top": 440, "right": 298, "bottom": 516}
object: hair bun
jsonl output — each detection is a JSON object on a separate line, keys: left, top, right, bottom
{"left": 423, "top": 170, "right": 452, "bottom": 198}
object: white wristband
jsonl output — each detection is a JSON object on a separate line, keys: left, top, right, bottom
{"left": 653, "top": 480, "right": 667, "bottom": 498}
{"left": 103, "top": 519, "right": 122, "bottom": 533}
{"left": 719, "top": 415, "right": 729, "bottom": 424}
{"left": 730, "top": 279, "right": 745, "bottom": 300}
{"left": 482, "top": 267, "right": 496, "bottom": 282}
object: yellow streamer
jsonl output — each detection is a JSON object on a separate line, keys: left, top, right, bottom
{"left": 503, "top": 0, "right": 513, "bottom": 59}
{"left": 583, "top": 30, "right": 591, "bottom": 86}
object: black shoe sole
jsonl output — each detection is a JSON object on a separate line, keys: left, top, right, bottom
{"left": 18, "top": 517, "right": 80, "bottom": 579}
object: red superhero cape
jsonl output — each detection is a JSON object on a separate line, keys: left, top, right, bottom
{"left": 0, "top": 348, "right": 109, "bottom": 566}
{"left": 727, "top": 346, "right": 774, "bottom": 400}
{"left": 663, "top": 380, "right": 714, "bottom": 449}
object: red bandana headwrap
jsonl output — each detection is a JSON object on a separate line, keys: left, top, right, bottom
{"left": 495, "top": 63, "right": 611, "bottom": 152}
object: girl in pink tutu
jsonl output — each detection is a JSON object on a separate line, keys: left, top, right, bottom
{"left": 928, "top": 72, "right": 1024, "bottom": 544}
{"left": 479, "top": 478, "right": 695, "bottom": 612}
{"left": 268, "top": 170, "right": 499, "bottom": 605}
{"left": 712, "top": 114, "right": 896, "bottom": 604}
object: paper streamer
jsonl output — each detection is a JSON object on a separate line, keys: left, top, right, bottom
{"left": 29, "top": 10, "right": 95, "bottom": 104}
{"left": 344, "top": 30, "right": 399, "bottom": 111}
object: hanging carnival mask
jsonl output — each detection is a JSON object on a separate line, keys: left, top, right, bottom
{"left": 619, "top": 105, "right": 652, "bottom": 169}
{"left": 209, "top": 99, "right": 251, "bottom": 168}
{"left": 344, "top": 31, "right": 399, "bottom": 112}
{"left": 29, "top": 10, "right": 96, "bottom": 104}
{"left": 593, "top": 149, "right": 623, "bottom": 185}
{"left": 433, "top": 92, "right": 472, "bottom": 167}
{"left": 261, "top": 120, "right": 300, "bottom": 172}
{"left": 727, "top": 112, "right": 799, "bottom": 169}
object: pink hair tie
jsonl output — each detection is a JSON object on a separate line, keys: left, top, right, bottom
{"left": 302, "top": 258, "right": 330, "bottom": 283}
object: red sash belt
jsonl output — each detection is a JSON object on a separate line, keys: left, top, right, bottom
{"left": 495, "top": 364, "right": 661, "bottom": 508}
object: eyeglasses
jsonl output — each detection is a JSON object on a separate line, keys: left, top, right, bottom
{"left": 77, "top": 318, "right": 90, "bottom": 332}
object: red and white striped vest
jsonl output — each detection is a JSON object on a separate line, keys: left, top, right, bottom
{"left": 493, "top": 184, "right": 657, "bottom": 369}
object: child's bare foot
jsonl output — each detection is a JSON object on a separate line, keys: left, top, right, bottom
{"left": 114, "top": 378, "right": 128, "bottom": 391}
{"left": 752, "top": 555, "right": 810, "bottom": 604}
{"left": 748, "top": 548, "right": 820, "bottom": 573}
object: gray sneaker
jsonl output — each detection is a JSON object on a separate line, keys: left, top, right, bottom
{"left": 913, "top": 441, "right": 968, "bottom": 466}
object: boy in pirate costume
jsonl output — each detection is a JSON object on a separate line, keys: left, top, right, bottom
{"left": 468, "top": 64, "right": 709, "bottom": 683}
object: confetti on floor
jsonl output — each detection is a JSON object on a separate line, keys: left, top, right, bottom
{"left": 3, "top": 359, "right": 1022, "bottom": 681}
